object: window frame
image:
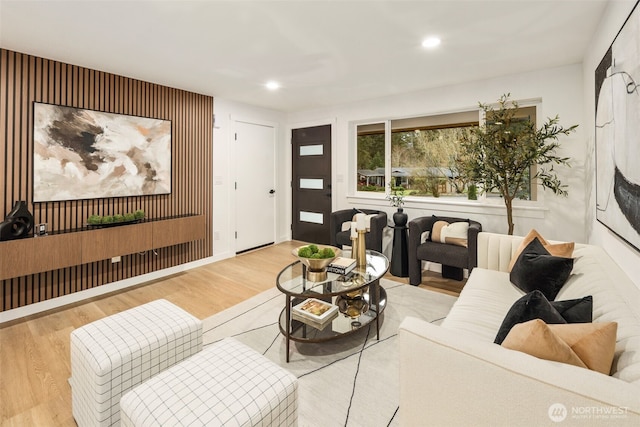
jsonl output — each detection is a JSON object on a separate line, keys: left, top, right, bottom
{"left": 349, "top": 99, "right": 546, "bottom": 215}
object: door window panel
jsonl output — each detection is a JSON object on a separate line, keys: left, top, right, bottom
{"left": 299, "top": 211, "right": 324, "bottom": 224}
{"left": 300, "top": 144, "right": 323, "bottom": 156}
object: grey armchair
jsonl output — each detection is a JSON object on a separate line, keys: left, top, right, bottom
{"left": 408, "top": 215, "right": 482, "bottom": 285}
{"left": 330, "top": 208, "right": 387, "bottom": 253}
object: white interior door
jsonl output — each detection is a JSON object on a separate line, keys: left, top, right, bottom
{"left": 235, "top": 120, "right": 276, "bottom": 253}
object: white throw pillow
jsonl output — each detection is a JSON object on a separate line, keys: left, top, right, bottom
{"left": 438, "top": 221, "right": 469, "bottom": 247}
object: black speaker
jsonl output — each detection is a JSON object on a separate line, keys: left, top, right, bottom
{"left": 0, "top": 201, "right": 34, "bottom": 241}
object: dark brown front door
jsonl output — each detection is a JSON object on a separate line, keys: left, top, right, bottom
{"left": 291, "top": 125, "right": 332, "bottom": 244}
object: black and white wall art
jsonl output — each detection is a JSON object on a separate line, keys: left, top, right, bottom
{"left": 33, "top": 102, "right": 172, "bottom": 202}
{"left": 595, "top": 1, "right": 640, "bottom": 251}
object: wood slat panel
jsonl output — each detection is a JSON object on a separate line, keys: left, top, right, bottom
{"left": 0, "top": 48, "right": 213, "bottom": 312}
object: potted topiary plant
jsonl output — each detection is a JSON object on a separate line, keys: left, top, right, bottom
{"left": 386, "top": 184, "right": 409, "bottom": 229}
{"left": 457, "top": 94, "right": 578, "bottom": 234}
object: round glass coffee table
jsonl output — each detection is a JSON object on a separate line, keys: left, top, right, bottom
{"left": 276, "top": 250, "right": 389, "bottom": 362}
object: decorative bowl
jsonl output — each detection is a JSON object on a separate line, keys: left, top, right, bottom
{"left": 336, "top": 295, "right": 369, "bottom": 319}
{"left": 292, "top": 244, "right": 342, "bottom": 282}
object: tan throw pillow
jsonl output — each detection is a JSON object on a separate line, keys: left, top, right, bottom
{"left": 502, "top": 319, "right": 618, "bottom": 375}
{"left": 430, "top": 220, "right": 449, "bottom": 243}
{"left": 501, "top": 319, "right": 587, "bottom": 369}
{"left": 508, "top": 229, "right": 575, "bottom": 271}
{"left": 431, "top": 220, "right": 468, "bottom": 247}
{"left": 548, "top": 322, "right": 618, "bottom": 375}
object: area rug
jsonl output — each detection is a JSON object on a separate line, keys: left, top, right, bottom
{"left": 202, "top": 279, "right": 457, "bottom": 427}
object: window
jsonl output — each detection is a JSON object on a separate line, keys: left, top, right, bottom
{"left": 356, "top": 123, "right": 386, "bottom": 192}
{"left": 354, "top": 105, "right": 539, "bottom": 201}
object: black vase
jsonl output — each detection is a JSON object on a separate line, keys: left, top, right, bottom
{"left": 391, "top": 208, "right": 409, "bottom": 277}
{"left": 0, "top": 201, "right": 34, "bottom": 241}
{"left": 393, "top": 208, "right": 408, "bottom": 227}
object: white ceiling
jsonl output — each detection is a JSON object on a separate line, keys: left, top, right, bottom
{"left": 0, "top": 0, "right": 609, "bottom": 112}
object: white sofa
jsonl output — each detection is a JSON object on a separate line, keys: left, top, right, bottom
{"left": 399, "top": 232, "right": 640, "bottom": 426}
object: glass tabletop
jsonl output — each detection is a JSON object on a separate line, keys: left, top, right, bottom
{"left": 276, "top": 250, "right": 389, "bottom": 297}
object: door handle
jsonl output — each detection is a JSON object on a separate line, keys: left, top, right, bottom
{"left": 269, "top": 189, "right": 276, "bottom": 194}
{"left": 326, "top": 193, "right": 332, "bottom": 197}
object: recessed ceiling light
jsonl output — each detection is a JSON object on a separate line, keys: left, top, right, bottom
{"left": 266, "top": 81, "right": 280, "bottom": 90}
{"left": 422, "top": 37, "right": 441, "bottom": 49}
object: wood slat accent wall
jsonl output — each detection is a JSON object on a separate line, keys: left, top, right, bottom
{"left": 0, "top": 49, "right": 213, "bottom": 311}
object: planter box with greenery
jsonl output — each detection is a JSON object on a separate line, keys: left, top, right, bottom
{"left": 87, "top": 210, "right": 145, "bottom": 227}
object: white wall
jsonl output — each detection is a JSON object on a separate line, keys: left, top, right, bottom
{"left": 583, "top": 0, "right": 640, "bottom": 286}
{"left": 212, "top": 98, "right": 287, "bottom": 261}
{"left": 212, "top": 3, "right": 640, "bottom": 288}
{"left": 287, "top": 64, "right": 587, "bottom": 254}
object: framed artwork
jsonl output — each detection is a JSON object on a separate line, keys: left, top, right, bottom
{"left": 33, "top": 102, "right": 172, "bottom": 202}
{"left": 595, "top": 0, "right": 640, "bottom": 251}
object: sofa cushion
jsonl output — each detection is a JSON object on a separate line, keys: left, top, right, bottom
{"left": 508, "top": 229, "right": 575, "bottom": 271}
{"left": 441, "top": 268, "right": 525, "bottom": 342}
{"left": 509, "top": 238, "right": 574, "bottom": 301}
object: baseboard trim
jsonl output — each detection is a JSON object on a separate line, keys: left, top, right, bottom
{"left": 0, "top": 256, "right": 218, "bottom": 325}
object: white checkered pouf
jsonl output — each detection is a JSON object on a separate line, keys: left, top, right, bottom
{"left": 70, "top": 299, "right": 202, "bottom": 427}
{"left": 120, "top": 337, "right": 298, "bottom": 427}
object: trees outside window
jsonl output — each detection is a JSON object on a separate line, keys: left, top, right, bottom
{"left": 353, "top": 101, "right": 557, "bottom": 211}
{"left": 357, "top": 123, "right": 385, "bottom": 192}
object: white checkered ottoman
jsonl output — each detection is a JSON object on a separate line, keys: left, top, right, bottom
{"left": 70, "top": 299, "right": 202, "bottom": 427}
{"left": 120, "top": 337, "right": 298, "bottom": 427}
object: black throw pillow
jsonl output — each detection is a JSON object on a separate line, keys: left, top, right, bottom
{"left": 509, "top": 237, "right": 574, "bottom": 301}
{"left": 494, "top": 290, "right": 566, "bottom": 344}
{"left": 494, "top": 291, "right": 593, "bottom": 344}
{"left": 552, "top": 295, "right": 593, "bottom": 323}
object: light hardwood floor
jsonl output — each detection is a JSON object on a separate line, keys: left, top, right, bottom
{"left": 0, "top": 240, "right": 463, "bottom": 426}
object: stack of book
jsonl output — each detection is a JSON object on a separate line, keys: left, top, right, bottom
{"left": 327, "top": 257, "right": 356, "bottom": 275}
{"left": 292, "top": 297, "right": 339, "bottom": 330}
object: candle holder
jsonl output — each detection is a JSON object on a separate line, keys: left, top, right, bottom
{"left": 352, "top": 229, "right": 367, "bottom": 268}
